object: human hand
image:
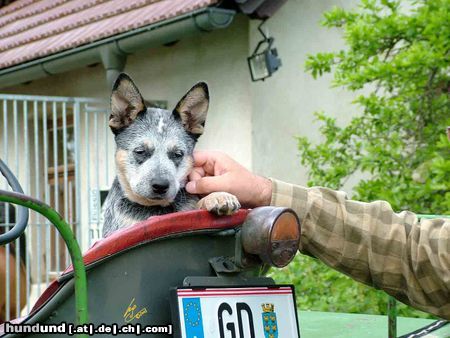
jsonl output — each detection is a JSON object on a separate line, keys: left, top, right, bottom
{"left": 186, "top": 151, "right": 272, "bottom": 208}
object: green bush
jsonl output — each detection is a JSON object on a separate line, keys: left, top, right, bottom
{"left": 274, "top": 0, "right": 449, "bottom": 318}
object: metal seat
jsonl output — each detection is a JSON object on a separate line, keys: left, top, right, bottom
{"left": 0, "top": 209, "right": 249, "bottom": 336}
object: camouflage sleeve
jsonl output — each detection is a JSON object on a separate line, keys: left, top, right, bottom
{"left": 269, "top": 178, "right": 450, "bottom": 319}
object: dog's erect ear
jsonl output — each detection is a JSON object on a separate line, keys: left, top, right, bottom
{"left": 110, "top": 73, "right": 146, "bottom": 132}
{"left": 173, "top": 82, "right": 209, "bottom": 137}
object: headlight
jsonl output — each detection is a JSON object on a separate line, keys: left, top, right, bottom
{"left": 241, "top": 207, "right": 300, "bottom": 268}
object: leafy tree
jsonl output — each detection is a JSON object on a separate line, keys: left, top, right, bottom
{"left": 300, "top": 0, "right": 449, "bottom": 213}
{"left": 272, "top": 0, "right": 449, "bottom": 318}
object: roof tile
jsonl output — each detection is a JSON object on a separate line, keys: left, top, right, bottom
{"left": 0, "top": 0, "right": 218, "bottom": 70}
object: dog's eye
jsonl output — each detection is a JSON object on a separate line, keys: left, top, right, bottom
{"left": 169, "top": 150, "right": 184, "bottom": 160}
{"left": 134, "top": 147, "right": 146, "bottom": 155}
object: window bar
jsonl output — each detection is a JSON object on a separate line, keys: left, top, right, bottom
{"left": 42, "top": 101, "right": 50, "bottom": 286}
{"left": 13, "top": 100, "right": 21, "bottom": 318}
{"left": 33, "top": 100, "right": 41, "bottom": 296}
{"left": 69, "top": 179, "right": 74, "bottom": 266}
{"left": 23, "top": 100, "right": 31, "bottom": 314}
{"left": 3, "top": 99, "right": 10, "bottom": 321}
{"left": 73, "top": 102, "right": 82, "bottom": 250}
{"left": 63, "top": 102, "right": 69, "bottom": 269}
{"left": 94, "top": 111, "right": 100, "bottom": 240}
{"left": 105, "top": 110, "right": 109, "bottom": 186}
{"left": 85, "top": 106, "right": 91, "bottom": 247}
{"left": 52, "top": 102, "right": 59, "bottom": 274}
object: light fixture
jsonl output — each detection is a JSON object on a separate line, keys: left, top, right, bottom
{"left": 247, "top": 20, "right": 282, "bottom": 82}
{"left": 241, "top": 207, "right": 300, "bottom": 268}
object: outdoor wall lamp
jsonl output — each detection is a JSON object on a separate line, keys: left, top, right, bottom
{"left": 248, "top": 20, "right": 282, "bottom": 81}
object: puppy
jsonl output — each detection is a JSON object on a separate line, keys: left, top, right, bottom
{"left": 102, "top": 74, "right": 240, "bottom": 237}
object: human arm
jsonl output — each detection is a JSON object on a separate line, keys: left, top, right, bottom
{"left": 271, "top": 178, "right": 450, "bottom": 319}
{"left": 187, "top": 151, "right": 450, "bottom": 319}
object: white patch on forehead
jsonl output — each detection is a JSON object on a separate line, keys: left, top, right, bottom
{"left": 144, "top": 140, "right": 153, "bottom": 149}
{"left": 157, "top": 117, "right": 166, "bottom": 134}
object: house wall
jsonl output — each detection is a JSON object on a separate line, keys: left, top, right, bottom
{"left": 250, "top": 0, "right": 360, "bottom": 187}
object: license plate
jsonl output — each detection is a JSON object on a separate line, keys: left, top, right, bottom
{"left": 171, "top": 285, "right": 299, "bottom": 338}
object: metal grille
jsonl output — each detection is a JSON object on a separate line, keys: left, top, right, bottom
{"left": 0, "top": 93, "right": 113, "bottom": 321}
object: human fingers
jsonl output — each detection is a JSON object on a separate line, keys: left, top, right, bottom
{"left": 192, "top": 151, "right": 229, "bottom": 176}
{"left": 186, "top": 175, "right": 229, "bottom": 195}
{"left": 188, "top": 167, "right": 205, "bottom": 182}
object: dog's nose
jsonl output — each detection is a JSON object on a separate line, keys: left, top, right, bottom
{"left": 151, "top": 179, "right": 170, "bottom": 195}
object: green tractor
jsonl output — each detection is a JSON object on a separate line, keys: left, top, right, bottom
{"left": 0, "top": 159, "right": 448, "bottom": 337}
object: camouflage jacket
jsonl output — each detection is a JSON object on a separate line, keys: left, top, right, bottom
{"left": 270, "top": 179, "right": 449, "bottom": 319}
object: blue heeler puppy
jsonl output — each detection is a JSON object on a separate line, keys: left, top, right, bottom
{"left": 102, "top": 73, "right": 240, "bottom": 237}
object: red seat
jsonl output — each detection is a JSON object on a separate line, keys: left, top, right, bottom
{"left": 62, "top": 209, "right": 248, "bottom": 276}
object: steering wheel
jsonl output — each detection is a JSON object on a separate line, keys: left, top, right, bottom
{"left": 0, "top": 159, "right": 29, "bottom": 245}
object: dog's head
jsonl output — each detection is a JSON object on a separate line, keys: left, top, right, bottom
{"left": 109, "top": 73, "right": 209, "bottom": 206}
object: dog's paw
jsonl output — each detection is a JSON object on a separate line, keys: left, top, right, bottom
{"left": 197, "top": 192, "right": 241, "bottom": 216}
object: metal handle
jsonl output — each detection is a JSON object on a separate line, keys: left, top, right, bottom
{"left": 0, "top": 159, "right": 88, "bottom": 337}
{"left": 0, "top": 159, "right": 29, "bottom": 245}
